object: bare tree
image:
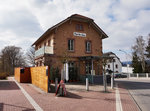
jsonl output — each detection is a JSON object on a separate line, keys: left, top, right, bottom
{"left": 132, "top": 36, "right": 146, "bottom": 72}
{"left": 0, "top": 46, "right": 26, "bottom": 75}
{"left": 145, "top": 34, "right": 150, "bottom": 59}
{"left": 26, "top": 47, "right": 35, "bottom": 66}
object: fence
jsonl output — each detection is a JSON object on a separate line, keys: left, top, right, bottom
{"left": 129, "top": 73, "right": 150, "bottom": 78}
{"left": 79, "top": 74, "right": 111, "bottom": 84}
{"left": 14, "top": 66, "right": 49, "bottom": 92}
{"left": 30, "top": 66, "right": 49, "bottom": 92}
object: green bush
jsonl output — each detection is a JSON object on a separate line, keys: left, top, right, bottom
{"left": 49, "top": 66, "right": 60, "bottom": 82}
{"left": 0, "top": 72, "right": 8, "bottom": 79}
{"left": 50, "top": 67, "right": 54, "bottom": 81}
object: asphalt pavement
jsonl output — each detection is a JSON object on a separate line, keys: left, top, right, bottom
{"left": 116, "top": 79, "right": 150, "bottom": 111}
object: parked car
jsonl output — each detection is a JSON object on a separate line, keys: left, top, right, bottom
{"left": 114, "top": 73, "right": 127, "bottom": 78}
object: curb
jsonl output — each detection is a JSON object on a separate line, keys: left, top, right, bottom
{"left": 127, "top": 89, "right": 142, "bottom": 111}
{"left": 115, "top": 83, "right": 123, "bottom": 111}
{"left": 12, "top": 78, "right": 43, "bottom": 111}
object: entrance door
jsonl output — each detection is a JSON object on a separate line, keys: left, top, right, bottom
{"left": 85, "top": 61, "right": 92, "bottom": 74}
{"left": 68, "top": 62, "right": 75, "bottom": 81}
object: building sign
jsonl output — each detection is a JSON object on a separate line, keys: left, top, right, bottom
{"left": 73, "top": 32, "right": 86, "bottom": 37}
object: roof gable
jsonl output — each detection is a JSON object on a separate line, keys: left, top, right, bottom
{"left": 103, "top": 52, "right": 122, "bottom": 64}
{"left": 32, "top": 14, "right": 108, "bottom": 46}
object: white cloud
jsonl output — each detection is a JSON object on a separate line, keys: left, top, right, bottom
{"left": 102, "top": 0, "right": 150, "bottom": 61}
{"left": 0, "top": 0, "right": 43, "bottom": 51}
{"left": 0, "top": 0, "right": 150, "bottom": 61}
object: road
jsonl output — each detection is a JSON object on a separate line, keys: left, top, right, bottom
{"left": 116, "top": 79, "right": 150, "bottom": 111}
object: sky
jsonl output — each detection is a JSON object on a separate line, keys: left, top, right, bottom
{"left": 0, "top": 0, "right": 150, "bottom": 61}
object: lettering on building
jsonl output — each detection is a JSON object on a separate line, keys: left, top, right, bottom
{"left": 73, "top": 32, "right": 86, "bottom": 37}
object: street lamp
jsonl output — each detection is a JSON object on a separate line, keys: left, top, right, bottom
{"left": 119, "top": 49, "right": 130, "bottom": 74}
{"left": 111, "top": 58, "right": 115, "bottom": 89}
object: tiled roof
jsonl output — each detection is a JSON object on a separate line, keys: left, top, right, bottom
{"left": 32, "top": 14, "right": 108, "bottom": 46}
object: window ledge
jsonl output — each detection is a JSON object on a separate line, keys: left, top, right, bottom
{"left": 85, "top": 51, "right": 92, "bottom": 54}
{"left": 68, "top": 50, "right": 75, "bottom": 53}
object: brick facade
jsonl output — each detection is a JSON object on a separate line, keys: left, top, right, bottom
{"left": 33, "top": 14, "right": 108, "bottom": 79}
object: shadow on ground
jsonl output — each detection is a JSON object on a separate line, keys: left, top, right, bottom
{"left": 0, "top": 103, "right": 35, "bottom": 111}
{"left": 0, "top": 81, "right": 20, "bottom": 90}
{"left": 65, "top": 91, "right": 82, "bottom": 99}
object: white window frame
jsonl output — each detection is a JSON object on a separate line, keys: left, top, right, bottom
{"left": 68, "top": 39, "right": 74, "bottom": 51}
{"left": 86, "top": 41, "right": 91, "bottom": 52}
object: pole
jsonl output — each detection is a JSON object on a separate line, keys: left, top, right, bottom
{"left": 146, "top": 73, "right": 149, "bottom": 78}
{"left": 111, "top": 58, "right": 114, "bottom": 89}
{"left": 103, "top": 64, "right": 107, "bottom": 92}
{"left": 119, "top": 49, "right": 131, "bottom": 74}
{"left": 86, "top": 78, "right": 89, "bottom": 91}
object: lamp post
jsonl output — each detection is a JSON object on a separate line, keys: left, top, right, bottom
{"left": 119, "top": 49, "right": 130, "bottom": 74}
{"left": 111, "top": 58, "right": 114, "bottom": 89}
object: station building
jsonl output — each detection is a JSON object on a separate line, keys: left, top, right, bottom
{"left": 32, "top": 14, "right": 108, "bottom": 81}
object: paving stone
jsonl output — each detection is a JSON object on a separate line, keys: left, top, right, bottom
{"left": 0, "top": 80, "right": 35, "bottom": 111}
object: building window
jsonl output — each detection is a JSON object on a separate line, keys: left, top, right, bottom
{"left": 86, "top": 41, "right": 91, "bottom": 52}
{"left": 48, "top": 40, "right": 50, "bottom": 46}
{"left": 68, "top": 62, "right": 74, "bottom": 68}
{"left": 85, "top": 61, "right": 92, "bottom": 74}
{"left": 115, "top": 64, "right": 118, "bottom": 69}
{"left": 113, "top": 59, "right": 116, "bottom": 62}
{"left": 108, "top": 64, "right": 110, "bottom": 68}
{"left": 51, "top": 39, "right": 54, "bottom": 46}
{"left": 68, "top": 39, "right": 74, "bottom": 51}
{"left": 76, "top": 24, "right": 84, "bottom": 31}
{"left": 40, "top": 61, "right": 42, "bottom": 66}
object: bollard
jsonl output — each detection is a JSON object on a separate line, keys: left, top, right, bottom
{"left": 146, "top": 73, "right": 149, "bottom": 78}
{"left": 55, "top": 78, "right": 58, "bottom": 92}
{"left": 86, "top": 78, "right": 89, "bottom": 91}
{"left": 129, "top": 73, "right": 130, "bottom": 79}
{"left": 137, "top": 73, "right": 139, "bottom": 78}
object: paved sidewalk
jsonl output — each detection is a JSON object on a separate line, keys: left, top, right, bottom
{"left": 0, "top": 77, "right": 140, "bottom": 111}
{"left": 20, "top": 82, "right": 116, "bottom": 111}
{"left": 117, "top": 83, "right": 139, "bottom": 111}
{"left": 0, "top": 80, "right": 35, "bottom": 111}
